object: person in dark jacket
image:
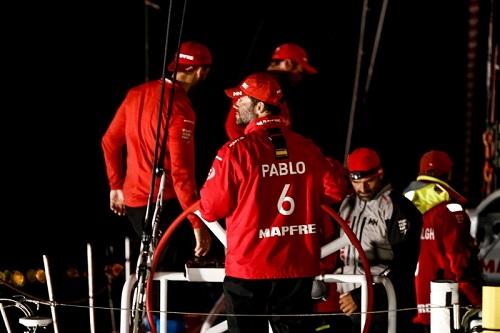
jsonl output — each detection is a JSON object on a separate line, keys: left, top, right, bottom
{"left": 336, "top": 147, "right": 422, "bottom": 333}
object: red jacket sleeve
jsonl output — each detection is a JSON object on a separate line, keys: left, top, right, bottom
{"left": 168, "top": 111, "right": 201, "bottom": 228}
{"left": 323, "top": 157, "right": 350, "bottom": 204}
{"left": 199, "top": 145, "right": 237, "bottom": 222}
{"left": 439, "top": 207, "right": 482, "bottom": 305}
{"left": 102, "top": 97, "right": 127, "bottom": 190}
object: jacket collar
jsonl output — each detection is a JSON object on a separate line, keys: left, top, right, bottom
{"left": 244, "top": 115, "right": 284, "bottom": 135}
{"left": 404, "top": 175, "right": 467, "bottom": 214}
{"left": 416, "top": 175, "right": 467, "bottom": 205}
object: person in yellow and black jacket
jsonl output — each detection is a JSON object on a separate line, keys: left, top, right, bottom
{"left": 404, "top": 150, "right": 483, "bottom": 333}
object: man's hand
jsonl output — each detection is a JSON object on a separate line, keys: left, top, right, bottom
{"left": 193, "top": 223, "right": 212, "bottom": 257}
{"left": 339, "top": 292, "right": 358, "bottom": 316}
{"left": 110, "top": 189, "right": 126, "bottom": 216}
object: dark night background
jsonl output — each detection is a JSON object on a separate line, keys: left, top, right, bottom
{"left": 1, "top": 0, "right": 496, "bottom": 331}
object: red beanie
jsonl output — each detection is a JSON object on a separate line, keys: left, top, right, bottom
{"left": 347, "top": 147, "right": 381, "bottom": 179}
{"left": 419, "top": 150, "right": 453, "bottom": 176}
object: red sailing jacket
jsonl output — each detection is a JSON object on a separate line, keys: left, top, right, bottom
{"left": 224, "top": 98, "right": 292, "bottom": 140}
{"left": 405, "top": 178, "right": 482, "bottom": 325}
{"left": 102, "top": 79, "right": 201, "bottom": 227}
{"left": 200, "top": 116, "right": 346, "bottom": 279}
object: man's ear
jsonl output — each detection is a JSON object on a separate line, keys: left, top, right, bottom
{"left": 254, "top": 101, "right": 269, "bottom": 117}
{"left": 282, "top": 58, "right": 295, "bottom": 71}
{"left": 194, "top": 66, "right": 209, "bottom": 80}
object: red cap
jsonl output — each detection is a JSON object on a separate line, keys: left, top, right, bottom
{"left": 224, "top": 72, "right": 283, "bottom": 106}
{"left": 347, "top": 147, "right": 381, "bottom": 180}
{"left": 168, "top": 41, "right": 212, "bottom": 72}
{"left": 419, "top": 150, "right": 453, "bottom": 176}
{"left": 271, "top": 43, "right": 318, "bottom": 74}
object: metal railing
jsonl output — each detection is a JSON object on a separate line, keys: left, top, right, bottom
{"left": 119, "top": 270, "right": 396, "bottom": 333}
{"left": 120, "top": 209, "right": 392, "bottom": 333}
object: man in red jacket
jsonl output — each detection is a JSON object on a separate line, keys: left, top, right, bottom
{"left": 102, "top": 40, "right": 212, "bottom": 267}
{"left": 267, "top": 43, "right": 318, "bottom": 83}
{"left": 199, "top": 72, "right": 346, "bottom": 333}
{"left": 404, "top": 150, "right": 483, "bottom": 333}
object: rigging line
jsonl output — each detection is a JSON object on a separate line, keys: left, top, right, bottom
{"left": 144, "top": 2, "right": 150, "bottom": 81}
{"left": 156, "top": 0, "right": 189, "bottom": 170}
{"left": 363, "top": 0, "right": 389, "bottom": 99}
{"left": 144, "top": 0, "right": 161, "bottom": 81}
{"left": 344, "top": 0, "right": 370, "bottom": 164}
{"left": 0, "top": 297, "right": 466, "bottom": 317}
{"left": 0, "top": 280, "right": 108, "bottom": 305}
{"left": 143, "top": 0, "right": 186, "bottom": 232}
{"left": 144, "top": 1, "right": 189, "bottom": 332}
{"left": 131, "top": 1, "right": 188, "bottom": 332}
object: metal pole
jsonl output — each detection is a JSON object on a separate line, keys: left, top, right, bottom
{"left": 43, "top": 255, "right": 60, "bottom": 333}
{"left": 87, "top": 244, "right": 96, "bottom": 333}
{"left": 430, "top": 280, "right": 458, "bottom": 333}
{"left": 125, "top": 236, "right": 131, "bottom": 278}
{"left": 0, "top": 303, "right": 12, "bottom": 333}
{"left": 364, "top": 0, "right": 389, "bottom": 97}
{"left": 344, "top": 0, "right": 370, "bottom": 163}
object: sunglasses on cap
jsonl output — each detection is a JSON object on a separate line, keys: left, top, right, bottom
{"left": 349, "top": 167, "right": 381, "bottom": 180}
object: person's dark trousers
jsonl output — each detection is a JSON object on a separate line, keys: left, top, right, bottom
{"left": 350, "top": 284, "right": 388, "bottom": 333}
{"left": 223, "top": 276, "right": 314, "bottom": 333}
{"left": 126, "top": 199, "right": 195, "bottom": 272}
{"left": 351, "top": 313, "right": 387, "bottom": 333}
{"left": 413, "top": 324, "right": 430, "bottom": 333}
{"left": 127, "top": 199, "right": 196, "bottom": 315}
